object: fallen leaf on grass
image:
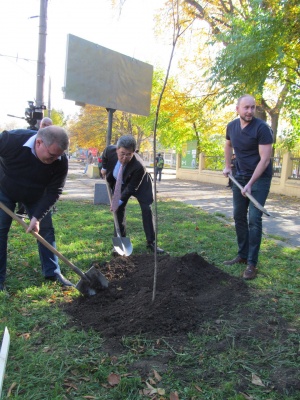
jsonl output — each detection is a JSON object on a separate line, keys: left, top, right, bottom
{"left": 17, "top": 333, "right": 31, "bottom": 340}
{"left": 80, "top": 376, "right": 91, "bottom": 382}
{"left": 70, "top": 369, "right": 80, "bottom": 376}
{"left": 153, "top": 369, "right": 162, "bottom": 382}
{"left": 146, "top": 382, "right": 155, "bottom": 390}
{"left": 149, "top": 377, "right": 156, "bottom": 385}
{"left": 63, "top": 381, "right": 78, "bottom": 391}
{"left": 107, "top": 373, "right": 120, "bottom": 386}
{"left": 195, "top": 385, "right": 202, "bottom": 392}
{"left": 110, "top": 355, "right": 118, "bottom": 364}
{"left": 7, "top": 382, "right": 17, "bottom": 397}
{"left": 141, "top": 387, "right": 166, "bottom": 396}
{"left": 251, "top": 373, "right": 265, "bottom": 386}
{"left": 170, "top": 391, "right": 180, "bottom": 400}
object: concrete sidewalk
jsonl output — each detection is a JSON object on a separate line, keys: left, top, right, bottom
{"left": 62, "top": 160, "right": 300, "bottom": 248}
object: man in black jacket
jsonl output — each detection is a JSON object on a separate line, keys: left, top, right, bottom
{"left": 101, "top": 135, "right": 164, "bottom": 254}
{"left": 0, "top": 126, "right": 72, "bottom": 291}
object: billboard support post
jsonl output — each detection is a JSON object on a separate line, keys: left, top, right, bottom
{"left": 106, "top": 108, "right": 116, "bottom": 146}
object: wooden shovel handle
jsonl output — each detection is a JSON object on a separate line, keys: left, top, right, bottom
{"left": 0, "top": 202, "right": 86, "bottom": 279}
{"left": 228, "top": 175, "right": 271, "bottom": 216}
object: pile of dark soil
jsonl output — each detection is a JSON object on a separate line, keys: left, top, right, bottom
{"left": 63, "top": 252, "right": 251, "bottom": 338}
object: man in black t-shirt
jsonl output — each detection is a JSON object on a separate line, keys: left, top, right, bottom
{"left": 223, "top": 94, "right": 273, "bottom": 280}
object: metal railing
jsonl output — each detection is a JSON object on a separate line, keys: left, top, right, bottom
{"left": 272, "top": 157, "right": 282, "bottom": 178}
{"left": 200, "top": 155, "right": 300, "bottom": 181}
{"left": 289, "top": 158, "right": 300, "bottom": 180}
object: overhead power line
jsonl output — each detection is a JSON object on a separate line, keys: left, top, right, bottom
{"left": 0, "top": 53, "right": 37, "bottom": 63}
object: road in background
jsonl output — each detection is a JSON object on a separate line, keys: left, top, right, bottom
{"left": 62, "top": 159, "right": 300, "bottom": 248}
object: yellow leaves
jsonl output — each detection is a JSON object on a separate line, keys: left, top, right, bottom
{"left": 16, "top": 332, "right": 31, "bottom": 340}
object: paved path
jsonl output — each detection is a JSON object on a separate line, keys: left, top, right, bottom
{"left": 62, "top": 160, "right": 300, "bottom": 248}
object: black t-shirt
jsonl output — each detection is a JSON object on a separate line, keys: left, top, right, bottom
{"left": 226, "top": 117, "right": 273, "bottom": 178}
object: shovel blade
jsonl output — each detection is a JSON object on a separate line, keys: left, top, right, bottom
{"left": 76, "top": 266, "right": 109, "bottom": 297}
{"left": 112, "top": 237, "right": 133, "bottom": 256}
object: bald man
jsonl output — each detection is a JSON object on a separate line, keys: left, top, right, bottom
{"left": 223, "top": 94, "right": 273, "bottom": 280}
{"left": 40, "top": 117, "right": 53, "bottom": 128}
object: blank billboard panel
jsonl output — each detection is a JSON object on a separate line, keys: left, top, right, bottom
{"left": 64, "top": 34, "right": 153, "bottom": 116}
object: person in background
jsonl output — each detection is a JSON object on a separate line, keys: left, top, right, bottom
{"left": 155, "top": 153, "right": 164, "bottom": 182}
{"left": 223, "top": 94, "right": 273, "bottom": 280}
{"left": 40, "top": 117, "right": 53, "bottom": 128}
{"left": 97, "top": 152, "right": 103, "bottom": 178}
{"left": 0, "top": 125, "right": 73, "bottom": 291}
{"left": 84, "top": 152, "right": 93, "bottom": 174}
{"left": 101, "top": 135, "right": 165, "bottom": 254}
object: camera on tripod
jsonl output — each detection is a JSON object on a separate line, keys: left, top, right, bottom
{"left": 25, "top": 101, "right": 46, "bottom": 130}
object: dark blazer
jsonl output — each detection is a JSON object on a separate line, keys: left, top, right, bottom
{"left": 102, "top": 145, "right": 153, "bottom": 204}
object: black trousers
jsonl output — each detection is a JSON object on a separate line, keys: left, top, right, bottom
{"left": 116, "top": 199, "right": 155, "bottom": 243}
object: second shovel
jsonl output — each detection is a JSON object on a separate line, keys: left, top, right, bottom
{"left": 105, "top": 180, "right": 133, "bottom": 256}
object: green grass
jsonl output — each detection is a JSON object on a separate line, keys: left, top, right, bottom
{"left": 0, "top": 199, "right": 299, "bottom": 399}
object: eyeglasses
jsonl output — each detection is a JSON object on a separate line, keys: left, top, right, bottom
{"left": 43, "top": 141, "right": 61, "bottom": 160}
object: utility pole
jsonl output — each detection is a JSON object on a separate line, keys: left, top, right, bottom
{"left": 35, "top": 0, "right": 48, "bottom": 124}
{"left": 48, "top": 77, "right": 51, "bottom": 118}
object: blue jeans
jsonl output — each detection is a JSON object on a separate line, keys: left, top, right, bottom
{"left": 156, "top": 168, "right": 163, "bottom": 181}
{"left": 0, "top": 189, "right": 60, "bottom": 284}
{"left": 232, "top": 176, "right": 271, "bottom": 266}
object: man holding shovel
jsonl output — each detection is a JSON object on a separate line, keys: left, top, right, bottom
{"left": 101, "top": 135, "right": 164, "bottom": 254}
{"left": 223, "top": 94, "right": 273, "bottom": 280}
{"left": 0, "top": 126, "right": 72, "bottom": 291}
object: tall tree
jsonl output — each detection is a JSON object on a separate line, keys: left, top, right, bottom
{"left": 45, "top": 109, "right": 66, "bottom": 127}
{"left": 67, "top": 105, "right": 108, "bottom": 151}
{"left": 179, "top": 0, "right": 300, "bottom": 144}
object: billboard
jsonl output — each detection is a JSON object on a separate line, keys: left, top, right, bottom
{"left": 63, "top": 34, "right": 153, "bottom": 116}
